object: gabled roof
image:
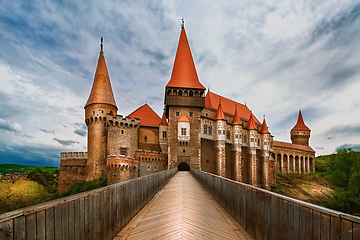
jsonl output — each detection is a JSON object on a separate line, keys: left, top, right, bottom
{"left": 260, "top": 118, "right": 270, "bottom": 134}
{"left": 291, "top": 110, "right": 310, "bottom": 131}
{"left": 85, "top": 47, "right": 117, "bottom": 109}
{"left": 273, "top": 141, "right": 315, "bottom": 153}
{"left": 232, "top": 106, "right": 241, "bottom": 125}
{"left": 215, "top": 102, "right": 226, "bottom": 120}
{"left": 166, "top": 26, "right": 205, "bottom": 90}
{"left": 247, "top": 114, "right": 257, "bottom": 130}
{"left": 128, "top": 104, "right": 161, "bottom": 128}
{"left": 205, "top": 91, "right": 261, "bottom": 124}
{"left": 178, "top": 116, "right": 190, "bottom": 122}
{"left": 160, "top": 113, "right": 168, "bottom": 126}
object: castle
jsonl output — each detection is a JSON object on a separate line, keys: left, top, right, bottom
{"left": 58, "top": 22, "right": 315, "bottom": 192}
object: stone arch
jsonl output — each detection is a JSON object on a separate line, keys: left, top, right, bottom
{"left": 295, "top": 156, "right": 299, "bottom": 173}
{"left": 309, "top": 157, "right": 314, "bottom": 173}
{"left": 276, "top": 154, "right": 282, "bottom": 173}
{"left": 178, "top": 162, "right": 190, "bottom": 171}
{"left": 178, "top": 90, "right": 183, "bottom": 96}
{"left": 189, "top": 90, "right": 193, "bottom": 96}
{"left": 283, "top": 154, "right": 288, "bottom": 173}
{"left": 184, "top": 90, "right": 188, "bottom": 96}
{"left": 300, "top": 156, "right": 304, "bottom": 174}
{"left": 289, "top": 155, "right": 294, "bottom": 173}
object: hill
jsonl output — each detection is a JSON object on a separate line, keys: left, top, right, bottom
{"left": 0, "top": 163, "right": 58, "bottom": 175}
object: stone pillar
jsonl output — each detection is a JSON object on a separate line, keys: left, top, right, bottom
{"left": 216, "top": 140, "right": 226, "bottom": 177}
{"left": 280, "top": 154, "right": 284, "bottom": 173}
{"left": 249, "top": 148, "right": 257, "bottom": 186}
{"left": 306, "top": 157, "right": 310, "bottom": 174}
{"left": 233, "top": 145, "right": 242, "bottom": 182}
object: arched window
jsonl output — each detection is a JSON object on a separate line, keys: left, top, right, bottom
{"left": 189, "top": 90, "right": 193, "bottom": 96}
{"left": 167, "top": 89, "right": 172, "bottom": 95}
{"left": 203, "top": 125, "right": 208, "bottom": 134}
{"left": 226, "top": 130, "right": 231, "bottom": 140}
{"left": 178, "top": 90, "right": 183, "bottom": 96}
{"left": 208, "top": 125, "right": 212, "bottom": 135}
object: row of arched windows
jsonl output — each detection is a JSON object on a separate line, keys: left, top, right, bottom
{"left": 167, "top": 88, "right": 205, "bottom": 97}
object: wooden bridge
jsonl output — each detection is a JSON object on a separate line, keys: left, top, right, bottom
{"left": 114, "top": 171, "right": 251, "bottom": 239}
{"left": 0, "top": 168, "right": 359, "bottom": 240}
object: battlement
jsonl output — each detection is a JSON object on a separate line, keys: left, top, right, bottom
{"left": 107, "top": 155, "right": 139, "bottom": 169}
{"left": 107, "top": 114, "right": 140, "bottom": 128}
{"left": 60, "top": 152, "right": 88, "bottom": 160}
{"left": 135, "top": 150, "right": 168, "bottom": 164}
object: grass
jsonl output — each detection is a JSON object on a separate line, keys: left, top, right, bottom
{"left": 0, "top": 163, "right": 59, "bottom": 175}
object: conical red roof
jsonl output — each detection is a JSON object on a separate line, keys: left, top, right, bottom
{"left": 160, "top": 113, "right": 168, "bottom": 126}
{"left": 247, "top": 114, "right": 257, "bottom": 130}
{"left": 260, "top": 118, "right": 270, "bottom": 134}
{"left": 166, "top": 27, "right": 205, "bottom": 90}
{"left": 128, "top": 104, "right": 161, "bottom": 128}
{"left": 85, "top": 49, "right": 117, "bottom": 109}
{"left": 215, "top": 101, "right": 226, "bottom": 121}
{"left": 232, "top": 106, "right": 241, "bottom": 125}
{"left": 291, "top": 110, "right": 310, "bottom": 131}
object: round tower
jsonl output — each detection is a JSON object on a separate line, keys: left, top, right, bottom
{"left": 215, "top": 101, "right": 226, "bottom": 177}
{"left": 290, "top": 110, "right": 310, "bottom": 146}
{"left": 85, "top": 38, "right": 118, "bottom": 180}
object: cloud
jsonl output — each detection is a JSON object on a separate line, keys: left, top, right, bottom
{"left": 53, "top": 138, "right": 79, "bottom": 147}
{"left": 40, "top": 128, "right": 55, "bottom": 134}
{"left": 335, "top": 143, "right": 360, "bottom": 152}
{"left": 0, "top": 118, "right": 22, "bottom": 133}
{"left": 324, "top": 124, "right": 360, "bottom": 137}
{"left": 74, "top": 123, "right": 87, "bottom": 137}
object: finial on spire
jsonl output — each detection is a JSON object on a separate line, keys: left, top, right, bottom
{"left": 219, "top": 98, "right": 221, "bottom": 104}
{"left": 100, "top": 37, "right": 103, "bottom": 51}
{"left": 181, "top": 18, "right": 184, "bottom": 29}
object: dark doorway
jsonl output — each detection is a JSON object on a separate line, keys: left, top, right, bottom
{"left": 178, "top": 162, "right": 190, "bottom": 171}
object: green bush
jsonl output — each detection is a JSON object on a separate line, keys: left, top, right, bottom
{"left": 62, "top": 177, "right": 107, "bottom": 196}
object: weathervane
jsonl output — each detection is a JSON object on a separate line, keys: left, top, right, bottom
{"left": 100, "top": 37, "right": 103, "bottom": 50}
{"left": 181, "top": 18, "right": 184, "bottom": 29}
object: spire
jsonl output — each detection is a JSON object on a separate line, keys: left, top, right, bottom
{"left": 85, "top": 38, "right": 117, "bottom": 109}
{"left": 260, "top": 117, "right": 270, "bottom": 134}
{"left": 247, "top": 114, "right": 257, "bottom": 130}
{"left": 215, "top": 100, "right": 226, "bottom": 120}
{"left": 166, "top": 21, "right": 206, "bottom": 90}
{"left": 291, "top": 110, "right": 310, "bottom": 131}
{"left": 160, "top": 113, "right": 168, "bottom": 126}
{"left": 232, "top": 105, "right": 241, "bottom": 125}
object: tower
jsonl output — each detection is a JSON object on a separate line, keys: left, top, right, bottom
{"left": 260, "top": 117, "right": 271, "bottom": 189}
{"left": 232, "top": 106, "right": 243, "bottom": 182}
{"left": 215, "top": 101, "right": 227, "bottom": 177}
{"left": 247, "top": 114, "right": 258, "bottom": 186}
{"left": 159, "top": 113, "right": 168, "bottom": 154}
{"left": 85, "top": 38, "right": 118, "bottom": 180}
{"left": 290, "top": 110, "right": 311, "bottom": 146}
{"left": 164, "top": 20, "right": 206, "bottom": 169}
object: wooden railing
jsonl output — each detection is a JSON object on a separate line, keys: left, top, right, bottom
{"left": 191, "top": 168, "right": 360, "bottom": 240}
{"left": 0, "top": 168, "right": 177, "bottom": 240}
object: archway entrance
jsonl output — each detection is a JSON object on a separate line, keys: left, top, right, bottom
{"left": 178, "top": 162, "right": 190, "bottom": 171}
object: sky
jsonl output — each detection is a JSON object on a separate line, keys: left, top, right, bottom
{"left": 0, "top": 1, "right": 359, "bottom": 167}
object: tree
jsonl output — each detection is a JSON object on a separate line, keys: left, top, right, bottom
{"left": 27, "top": 167, "right": 57, "bottom": 193}
{"left": 326, "top": 148, "right": 360, "bottom": 214}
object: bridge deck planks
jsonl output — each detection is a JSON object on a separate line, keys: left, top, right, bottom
{"left": 114, "top": 171, "right": 252, "bottom": 240}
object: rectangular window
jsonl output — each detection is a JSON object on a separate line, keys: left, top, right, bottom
{"left": 144, "top": 136, "right": 147, "bottom": 142}
{"left": 218, "top": 130, "right": 221, "bottom": 135}
{"left": 162, "top": 131, "right": 167, "bottom": 138}
{"left": 120, "top": 148, "right": 127, "bottom": 156}
{"left": 176, "top": 111, "right": 180, "bottom": 117}
{"left": 181, "top": 128, "right": 186, "bottom": 136}
{"left": 189, "top": 112, "right": 193, "bottom": 117}
{"left": 235, "top": 134, "right": 238, "bottom": 138}
{"left": 222, "top": 130, "right": 226, "bottom": 135}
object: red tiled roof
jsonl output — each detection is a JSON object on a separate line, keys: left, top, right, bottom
{"left": 273, "top": 141, "right": 315, "bottom": 153}
{"left": 205, "top": 91, "right": 261, "bottom": 124}
{"left": 178, "top": 116, "right": 190, "bottom": 122}
{"left": 128, "top": 104, "right": 161, "bottom": 128}
{"left": 166, "top": 27, "right": 205, "bottom": 90}
{"left": 247, "top": 114, "right": 257, "bottom": 130}
{"left": 85, "top": 49, "right": 117, "bottom": 109}
{"left": 232, "top": 106, "right": 241, "bottom": 125}
{"left": 215, "top": 102, "right": 226, "bottom": 120}
{"left": 260, "top": 118, "right": 270, "bottom": 134}
{"left": 160, "top": 113, "right": 168, "bottom": 126}
{"left": 292, "top": 110, "right": 310, "bottom": 131}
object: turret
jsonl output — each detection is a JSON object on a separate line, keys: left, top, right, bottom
{"left": 85, "top": 38, "right": 118, "bottom": 180}
{"left": 215, "top": 101, "right": 226, "bottom": 177}
{"left": 232, "top": 106, "right": 243, "bottom": 181}
{"left": 247, "top": 113, "right": 258, "bottom": 186}
{"left": 290, "top": 110, "right": 311, "bottom": 146}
